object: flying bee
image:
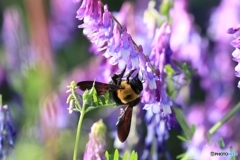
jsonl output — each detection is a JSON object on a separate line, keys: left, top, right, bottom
{"left": 77, "top": 66, "right": 143, "bottom": 142}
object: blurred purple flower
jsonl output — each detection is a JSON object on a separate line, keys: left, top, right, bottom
{"left": 2, "top": 7, "right": 35, "bottom": 76}
{"left": 83, "top": 119, "right": 106, "bottom": 160}
{"left": 170, "top": 0, "right": 208, "bottom": 79}
{"left": 228, "top": 25, "right": 240, "bottom": 88}
{"left": 208, "top": 0, "right": 240, "bottom": 43}
{"left": 49, "top": 0, "right": 78, "bottom": 49}
{"left": 0, "top": 104, "right": 16, "bottom": 159}
{"left": 227, "top": 25, "right": 240, "bottom": 34}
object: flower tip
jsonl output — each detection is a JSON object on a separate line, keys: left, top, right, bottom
{"left": 238, "top": 81, "right": 240, "bottom": 89}
{"left": 162, "top": 104, "right": 172, "bottom": 114}
{"left": 70, "top": 81, "right": 76, "bottom": 87}
{"left": 3, "top": 105, "right": 8, "bottom": 110}
{"left": 227, "top": 28, "right": 235, "bottom": 34}
{"left": 152, "top": 104, "right": 161, "bottom": 113}
{"left": 227, "top": 25, "right": 240, "bottom": 34}
{"left": 143, "top": 104, "right": 151, "bottom": 110}
{"left": 92, "top": 119, "right": 107, "bottom": 136}
{"left": 67, "top": 99, "right": 75, "bottom": 114}
{"left": 68, "top": 109, "right": 73, "bottom": 114}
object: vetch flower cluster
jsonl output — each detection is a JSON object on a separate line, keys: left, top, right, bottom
{"left": 75, "top": 0, "right": 174, "bottom": 116}
{"left": 75, "top": 0, "right": 154, "bottom": 78}
{"left": 83, "top": 119, "right": 106, "bottom": 160}
{"left": 142, "top": 23, "right": 173, "bottom": 115}
{"left": 228, "top": 24, "right": 240, "bottom": 88}
{"left": 0, "top": 102, "right": 16, "bottom": 159}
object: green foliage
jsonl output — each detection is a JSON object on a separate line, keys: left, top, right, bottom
{"left": 164, "top": 62, "right": 197, "bottom": 98}
{"left": 105, "top": 149, "right": 138, "bottom": 160}
{"left": 173, "top": 107, "right": 195, "bottom": 141}
{"left": 173, "top": 61, "right": 197, "bottom": 83}
{"left": 230, "top": 146, "right": 237, "bottom": 160}
{"left": 66, "top": 81, "right": 116, "bottom": 160}
{"left": 0, "top": 94, "right": 2, "bottom": 106}
{"left": 143, "top": 1, "right": 166, "bottom": 27}
{"left": 66, "top": 81, "right": 115, "bottom": 114}
{"left": 219, "top": 138, "right": 225, "bottom": 149}
{"left": 160, "top": 0, "right": 173, "bottom": 18}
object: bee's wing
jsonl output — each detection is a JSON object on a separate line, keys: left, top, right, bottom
{"left": 116, "top": 105, "right": 133, "bottom": 142}
{"left": 77, "top": 81, "right": 119, "bottom": 95}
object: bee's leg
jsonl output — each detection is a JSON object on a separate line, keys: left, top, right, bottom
{"left": 126, "top": 69, "right": 136, "bottom": 83}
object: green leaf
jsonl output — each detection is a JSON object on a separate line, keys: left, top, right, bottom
{"left": 164, "top": 64, "right": 175, "bottom": 75}
{"left": 104, "top": 90, "right": 110, "bottom": 104}
{"left": 114, "top": 149, "right": 119, "bottom": 160}
{"left": 191, "top": 124, "right": 197, "bottom": 134}
{"left": 173, "top": 107, "right": 192, "bottom": 140}
{"left": 219, "top": 138, "right": 225, "bottom": 149}
{"left": 123, "top": 151, "right": 129, "bottom": 160}
{"left": 182, "top": 62, "right": 189, "bottom": 71}
{"left": 129, "top": 150, "right": 138, "bottom": 160}
{"left": 92, "top": 88, "right": 98, "bottom": 104}
{"left": 84, "top": 106, "right": 96, "bottom": 113}
{"left": 177, "top": 135, "right": 189, "bottom": 142}
{"left": 230, "top": 146, "right": 237, "bottom": 160}
{"left": 82, "top": 89, "right": 90, "bottom": 103}
{"left": 97, "top": 97, "right": 104, "bottom": 105}
{"left": 0, "top": 94, "right": 2, "bottom": 106}
{"left": 176, "top": 152, "right": 186, "bottom": 159}
{"left": 160, "top": 0, "right": 173, "bottom": 17}
{"left": 173, "top": 60, "right": 183, "bottom": 69}
{"left": 105, "top": 151, "right": 109, "bottom": 160}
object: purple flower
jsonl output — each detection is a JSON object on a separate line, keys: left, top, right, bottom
{"left": 83, "top": 119, "right": 106, "bottom": 160}
{"left": 227, "top": 24, "right": 240, "bottom": 34}
{"left": 1, "top": 7, "right": 35, "bottom": 76}
{"left": 0, "top": 104, "right": 16, "bottom": 159}
{"left": 49, "top": 0, "right": 78, "bottom": 49}
{"left": 228, "top": 24, "right": 240, "bottom": 88}
{"left": 76, "top": 0, "right": 159, "bottom": 91}
{"left": 141, "top": 109, "right": 172, "bottom": 160}
{"left": 142, "top": 23, "right": 173, "bottom": 115}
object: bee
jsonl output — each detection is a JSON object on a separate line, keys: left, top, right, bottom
{"left": 77, "top": 66, "right": 143, "bottom": 142}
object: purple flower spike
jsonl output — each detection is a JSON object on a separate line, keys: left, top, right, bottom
{"left": 228, "top": 24, "right": 240, "bottom": 88}
{"left": 76, "top": 0, "right": 150, "bottom": 74}
{"left": 76, "top": 0, "right": 101, "bottom": 21}
{"left": 83, "top": 119, "right": 106, "bottom": 160}
{"left": 0, "top": 105, "right": 16, "bottom": 159}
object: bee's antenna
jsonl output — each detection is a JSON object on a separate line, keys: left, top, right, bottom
{"left": 119, "top": 65, "right": 127, "bottom": 79}
{"left": 111, "top": 65, "right": 127, "bottom": 85}
{"left": 126, "top": 69, "right": 136, "bottom": 83}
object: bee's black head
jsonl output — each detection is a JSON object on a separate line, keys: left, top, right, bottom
{"left": 129, "top": 74, "right": 143, "bottom": 94}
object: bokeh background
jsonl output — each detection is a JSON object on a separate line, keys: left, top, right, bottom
{"left": 0, "top": 0, "right": 240, "bottom": 159}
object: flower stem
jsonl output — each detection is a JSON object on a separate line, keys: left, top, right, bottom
{"left": 0, "top": 94, "right": 2, "bottom": 106}
{"left": 208, "top": 102, "right": 240, "bottom": 136}
{"left": 73, "top": 102, "right": 86, "bottom": 160}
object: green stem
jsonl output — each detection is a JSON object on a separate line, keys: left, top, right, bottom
{"left": 0, "top": 94, "right": 2, "bottom": 106}
{"left": 73, "top": 102, "right": 86, "bottom": 160}
{"left": 208, "top": 102, "right": 240, "bottom": 136}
